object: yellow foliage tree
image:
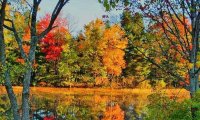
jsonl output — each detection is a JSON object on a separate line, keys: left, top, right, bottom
{"left": 99, "top": 25, "right": 128, "bottom": 76}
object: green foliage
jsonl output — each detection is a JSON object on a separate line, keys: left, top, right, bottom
{"left": 59, "top": 44, "right": 80, "bottom": 83}
{"left": 121, "top": 11, "right": 151, "bottom": 85}
{"left": 191, "top": 91, "right": 200, "bottom": 119}
{"left": 0, "top": 62, "right": 26, "bottom": 85}
{"left": 155, "top": 80, "right": 166, "bottom": 89}
{"left": 145, "top": 91, "right": 200, "bottom": 120}
{"left": 145, "top": 93, "right": 191, "bottom": 120}
{"left": 0, "top": 95, "right": 13, "bottom": 120}
{"left": 74, "top": 21, "right": 105, "bottom": 83}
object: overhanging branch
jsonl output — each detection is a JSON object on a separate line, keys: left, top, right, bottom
{"left": 38, "top": 0, "right": 69, "bottom": 40}
{"left": 4, "top": 19, "right": 28, "bottom": 61}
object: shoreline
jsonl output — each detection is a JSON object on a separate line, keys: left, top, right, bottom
{"left": 0, "top": 86, "right": 190, "bottom": 98}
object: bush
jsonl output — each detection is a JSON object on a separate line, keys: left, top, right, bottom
{"left": 191, "top": 91, "right": 200, "bottom": 119}
{"left": 145, "top": 93, "right": 191, "bottom": 120}
{"left": 145, "top": 91, "right": 200, "bottom": 120}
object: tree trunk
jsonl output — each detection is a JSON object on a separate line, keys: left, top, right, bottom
{"left": 4, "top": 70, "right": 20, "bottom": 120}
{"left": 0, "top": 31, "right": 20, "bottom": 120}
{"left": 189, "top": 68, "right": 199, "bottom": 96}
{"left": 0, "top": 1, "right": 20, "bottom": 118}
{"left": 21, "top": 36, "right": 38, "bottom": 120}
{"left": 21, "top": 67, "right": 32, "bottom": 120}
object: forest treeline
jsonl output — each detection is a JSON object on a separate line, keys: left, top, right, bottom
{"left": 0, "top": 5, "right": 196, "bottom": 89}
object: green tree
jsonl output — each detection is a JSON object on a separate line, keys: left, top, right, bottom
{"left": 76, "top": 19, "right": 107, "bottom": 83}
{"left": 121, "top": 11, "right": 151, "bottom": 87}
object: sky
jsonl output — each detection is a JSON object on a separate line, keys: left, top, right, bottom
{"left": 38, "top": 0, "right": 122, "bottom": 35}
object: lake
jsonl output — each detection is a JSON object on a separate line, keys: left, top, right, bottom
{"left": 0, "top": 87, "right": 189, "bottom": 120}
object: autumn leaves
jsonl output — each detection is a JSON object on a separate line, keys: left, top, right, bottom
{"left": 76, "top": 19, "right": 128, "bottom": 82}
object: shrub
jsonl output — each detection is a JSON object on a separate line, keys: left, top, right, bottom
{"left": 145, "top": 92, "right": 191, "bottom": 120}
{"left": 191, "top": 91, "right": 200, "bottom": 119}
{"left": 145, "top": 91, "right": 200, "bottom": 120}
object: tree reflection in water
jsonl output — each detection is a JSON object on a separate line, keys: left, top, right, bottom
{"left": 0, "top": 89, "right": 148, "bottom": 120}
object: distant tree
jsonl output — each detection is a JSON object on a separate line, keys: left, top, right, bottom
{"left": 100, "top": 24, "right": 127, "bottom": 76}
{"left": 37, "top": 14, "right": 70, "bottom": 75}
{"left": 76, "top": 19, "right": 127, "bottom": 85}
{"left": 121, "top": 10, "right": 151, "bottom": 86}
{"left": 76, "top": 19, "right": 106, "bottom": 83}
{"left": 58, "top": 40, "right": 80, "bottom": 85}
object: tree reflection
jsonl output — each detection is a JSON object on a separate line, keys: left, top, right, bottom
{"left": 103, "top": 104, "right": 124, "bottom": 120}
{"left": 0, "top": 89, "right": 149, "bottom": 119}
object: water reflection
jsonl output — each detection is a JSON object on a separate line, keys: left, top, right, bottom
{"left": 0, "top": 89, "right": 149, "bottom": 120}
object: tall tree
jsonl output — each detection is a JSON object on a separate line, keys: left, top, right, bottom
{"left": 38, "top": 14, "right": 69, "bottom": 75}
{"left": 100, "top": 0, "right": 200, "bottom": 96}
{"left": 0, "top": 1, "right": 19, "bottom": 119}
{"left": 76, "top": 19, "right": 127, "bottom": 85}
{"left": 100, "top": 24, "right": 127, "bottom": 77}
{"left": 121, "top": 10, "right": 151, "bottom": 85}
{"left": 142, "top": 0, "right": 199, "bottom": 96}
{"left": 76, "top": 19, "right": 106, "bottom": 83}
{"left": 0, "top": 0, "right": 69, "bottom": 119}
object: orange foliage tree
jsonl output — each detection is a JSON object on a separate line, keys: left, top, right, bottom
{"left": 150, "top": 14, "right": 192, "bottom": 86}
{"left": 99, "top": 25, "right": 128, "bottom": 76}
{"left": 76, "top": 19, "right": 127, "bottom": 85}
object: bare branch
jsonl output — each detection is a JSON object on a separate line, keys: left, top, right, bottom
{"left": 165, "top": 6, "right": 189, "bottom": 57}
{"left": 181, "top": 1, "right": 191, "bottom": 54}
{"left": 38, "top": 0, "right": 69, "bottom": 40}
{"left": 134, "top": 46, "right": 188, "bottom": 88}
{"left": 167, "top": 1, "right": 192, "bottom": 35}
{"left": 195, "top": 68, "right": 200, "bottom": 74}
{"left": 3, "top": 24, "right": 13, "bottom": 31}
{"left": 4, "top": 19, "right": 28, "bottom": 60}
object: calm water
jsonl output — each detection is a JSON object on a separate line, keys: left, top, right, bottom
{"left": 0, "top": 88, "right": 152, "bottom": 120}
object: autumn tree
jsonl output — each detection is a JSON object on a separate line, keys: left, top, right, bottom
{"left": 37, "top": 14, "right": 70, "bottom": 76}
{"left": 100, "top": 0, "right": 200, "bottom": 96}
{"left": 98, "top": 24, "right": 128, "bottom": 87}
{"left": 100, "top": 24, "right": 127, "bottom": 76}
{"left": 142, "top": 0, "right": 200, "bottom": 96}
{"left": 0, "top": 0, "right": 68, "bottom": 119}
{"left": 75, "top": 19, "right": 127, "bottom": 85}
{"left": 148, "top": 14, "right": 192, "bottom": 86}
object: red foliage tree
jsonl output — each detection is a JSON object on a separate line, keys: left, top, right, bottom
{"left": 37, "top": 14, "right": 68, "bottom": 61}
